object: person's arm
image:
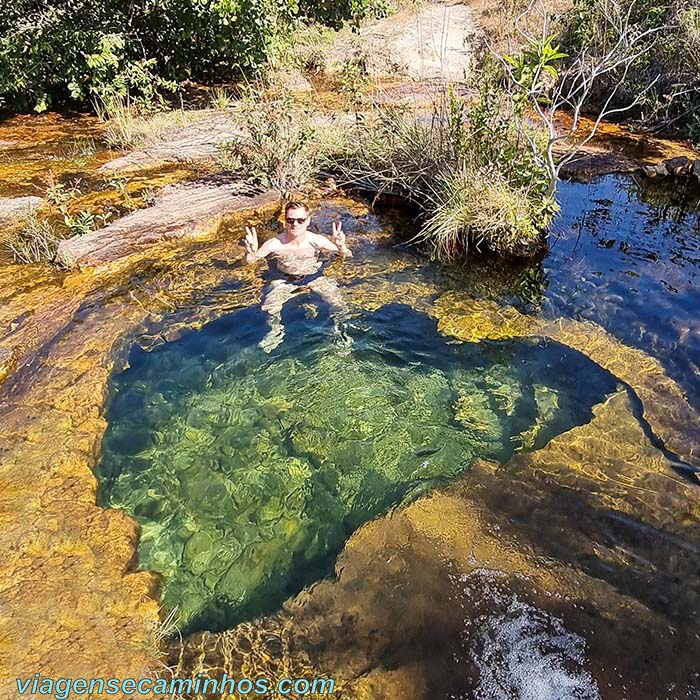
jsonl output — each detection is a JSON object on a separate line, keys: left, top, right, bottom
{"left": 243, "top": 226, "right": 279, "bottom": 263}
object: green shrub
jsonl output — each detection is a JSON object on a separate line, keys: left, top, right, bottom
{"left": 219, "top": 85, "right": 346, "bottom": 196}
{"left": 298, "top": 0, "right": 390, "bottom": 29}
{"left": 0, "top": 0, "right": 392, "bottom": 113}
{"left": 560, "top": 0, "right": 700, "bottom": 140}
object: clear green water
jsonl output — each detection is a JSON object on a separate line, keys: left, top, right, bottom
{"left": 98, "top": 301, "right": 618, "bottom": 633}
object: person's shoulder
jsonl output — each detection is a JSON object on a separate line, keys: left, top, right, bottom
{"left": 309, "top": 232, "right": 335, "bottom": 248}
{"left": 258, "top": 236, "right": 283, "bottom": 254}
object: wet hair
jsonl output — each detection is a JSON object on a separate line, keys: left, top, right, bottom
{"left": 284, "top": 201, "right": 310, "bottom": 216}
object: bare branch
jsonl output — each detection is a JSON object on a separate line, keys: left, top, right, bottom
{"left": 486, "top": 0, "right": 660, "bottom": 197}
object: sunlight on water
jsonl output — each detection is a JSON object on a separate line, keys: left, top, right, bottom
{"left": 458, "top": 570, "right": 601, "bottom": 700}
{"left": 97, "top": 301, "right": 618, "bottom": 632}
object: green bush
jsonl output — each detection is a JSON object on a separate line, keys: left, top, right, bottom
{"left": 560, "top": 0, "right": 700, "bottom": 140}
{"left": 219, "top": 84, "right": 346, "bottom": 196}
{"left": 0, "top": 0, "right": 388, "bottom": 113}
{"left": 298, "top": 0, "right": 390, "bottom": 29}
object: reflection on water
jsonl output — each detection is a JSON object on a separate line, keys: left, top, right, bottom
{"left": 546, "top": 174, "right": 700, "bottom": 409}
{"left": 98, "top": 302, "right": 618, "bottom": 632}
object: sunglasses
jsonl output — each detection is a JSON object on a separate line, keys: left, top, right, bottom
{"left": 286, "top": 217, "right": 308, "bottom": 225}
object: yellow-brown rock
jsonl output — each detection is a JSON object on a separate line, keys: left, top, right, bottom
{"left": 1, "top": 195, "right": 699, "bottom": 700}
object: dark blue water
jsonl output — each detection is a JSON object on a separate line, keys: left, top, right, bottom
{"left": 544, "top": 175, "right": 700, "bottom": 408}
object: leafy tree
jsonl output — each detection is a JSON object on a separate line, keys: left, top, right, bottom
{"left": 0, "top": 0, "right": 388, "bottom": 112}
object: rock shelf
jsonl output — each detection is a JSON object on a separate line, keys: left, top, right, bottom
{"left": 98, "top": 114, "right": 240, "bottom": 174}
{"left": 56, "top": 173, "right": 279, "bottom": 269}
{"left": 0, "top": 195, "right": 43, "bottom": 224}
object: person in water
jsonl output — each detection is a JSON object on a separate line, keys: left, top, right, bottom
{"left": 243, "top": 201, "right": 353, "bottom": 352}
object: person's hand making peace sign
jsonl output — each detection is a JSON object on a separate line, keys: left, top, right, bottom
{"left": 244, "top": 226, "right": 259, "bottom": 257}
{"left": 331, "top": 221, "right": 350, "bottom": 255}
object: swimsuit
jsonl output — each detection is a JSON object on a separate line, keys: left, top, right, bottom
{"left": 265, "top": 252, "right": 328, "bottom": 288}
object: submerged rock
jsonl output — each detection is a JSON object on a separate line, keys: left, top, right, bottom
{"left": 664, "top": 156, "right": 693, "bottom": 177}
{"left": 168, "top": 392, "right": 700, "bottom": 700}
{"left": 0, "top": 195, "right": 43, "bottom": 224}
{"left": 56, "top": 173, "right": 279, "bottom": 268}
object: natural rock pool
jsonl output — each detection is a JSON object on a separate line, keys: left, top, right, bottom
{"left": 98, "top": 302, "right": 619, "bottom": 632}
{"left": 2, "top": 117, "right": 700, "bottom": 698}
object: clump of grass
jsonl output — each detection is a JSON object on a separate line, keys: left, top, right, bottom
{"left": 208, "top": 86, "right": 236, "bottom": 110}
{"left": 96, "top": 94, "right": 197, "bottom": 149}
{"left": 3, "top": 214, "right": 64, "bottom": 264}
{"left": 331, "top": 84, "right": 556, "bottom": 259}
{"left": 219, "top": 84, "right": 347, "bottom": 197}
{"left": 419, "top": 164, "right": 541, "bottom": 259}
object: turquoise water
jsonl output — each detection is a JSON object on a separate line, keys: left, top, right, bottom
{"left": 98, "top": 300, "right": 618, "bottom": 633}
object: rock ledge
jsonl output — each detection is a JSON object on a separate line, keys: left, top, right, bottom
{"left": 56, "top": 173, "right": 279, "bottom": 268}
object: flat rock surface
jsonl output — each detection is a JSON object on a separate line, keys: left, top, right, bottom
{"left": 99, "top": 113, "right": 240, "bottom": 174}
{"left": 357, "top": 1, "right": 477, "bottom": 81}
{"left": 0, "top": 195, "right": 43, "bottom": 224}
{"left": 56, "top": 173, "right": 278, "bottom": 268}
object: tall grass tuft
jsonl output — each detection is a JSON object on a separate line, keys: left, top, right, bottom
{"left": 96, "top": 94, "right": 197, "bottom": 149}
{"left": 208, "top": 86, "right": 236, "bottom": 110}
{"left": 3, "top": 215, "right": 64, "bottom": 264}
{"left": 419, "top": 165, "right": 540, "bottom": 259}
{"left": 331, "top": 84, "right": 557, "bottom": 259}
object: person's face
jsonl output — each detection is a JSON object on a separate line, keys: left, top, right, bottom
{"left": 284, "top": 207, "right": 310, "bottom": 239}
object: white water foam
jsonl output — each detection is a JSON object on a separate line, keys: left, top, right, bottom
{"left": 458, "top": 571, "right": 601, "bottom": 700}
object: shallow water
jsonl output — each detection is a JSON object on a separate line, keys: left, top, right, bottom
{"left": 98, "top": 302, "right": 619, "bottom": 632}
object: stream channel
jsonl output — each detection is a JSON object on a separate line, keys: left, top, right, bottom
{"left": 1, "top": 115, "right": 700, "bottom": 699}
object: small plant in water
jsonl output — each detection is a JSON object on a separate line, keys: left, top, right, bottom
{"left": 104, "top": 172, "right": 139, "bottom": 211}
{"left": 44, "top": 175, "right": 81, "bottom": 211}
{"left": 63, "top": 210, "right": 99, "bottom": 236}
{"left": 3, "top": 173, "right": 107, "bottom": 263}
{"left": 140, "top": 187, "right": 158, "bottom": 207}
